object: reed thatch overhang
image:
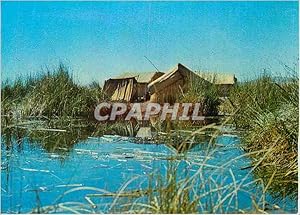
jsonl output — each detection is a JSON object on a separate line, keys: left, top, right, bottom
{"left": 147, "top": 63, "right": 212, "bottom": 103}
{"left": 113, "top": 72, "right": 164, "bottom": 83}
{"left": 148, "top": 63, "right": 210, "bottom": 93}
{"left": 103, "top": 71, "right": 164, "bottom": 102}
{"left": 103, "top": 64, "right": 236, "bottom": 102}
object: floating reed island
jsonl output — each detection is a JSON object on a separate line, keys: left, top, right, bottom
{"left": 1, "top": 62, "right": 298, "bottom": 209}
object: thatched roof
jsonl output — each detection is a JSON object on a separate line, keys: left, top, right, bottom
{"left": 148, "top": 63, "right": 210, "bottom": 94}
{"left": 104, "top": 71, "right": 164, "bottom": 102}
{"left": 111, "top": 71, "right": 164, "bottom": 83}
{"left": 149, "top": 64, "right": 189, "bottom": 86}
{"left": 196, "top": 72, "right": 236, "bottom": 85}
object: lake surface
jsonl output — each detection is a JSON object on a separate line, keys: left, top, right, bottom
{"left": 1, "top": 133, "right": 297, "bottom": 213}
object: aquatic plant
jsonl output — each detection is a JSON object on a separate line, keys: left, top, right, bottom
{"left": 225, "top": 66, "right": 298, "bottom": 198}
{"left": 178, "top": 76, "right": 220, "bottom": 117}
{"left": 1, "top": 64, "right": 298, "bottom": 214}
{"left": 1, "top": 63, "right": 108, "bottom": 120}
{"left": 29, "top": 142, "right": 290, "bottom": 214}
{"left": 102, "top": 120, "right": 139, "bottom": 137}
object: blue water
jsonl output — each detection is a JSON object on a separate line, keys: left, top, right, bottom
{"left": 1, "top": 134, "right": 297, "bottom": 213}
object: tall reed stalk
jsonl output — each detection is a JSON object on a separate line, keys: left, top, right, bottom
{"left": 225, "top": 66, "right": 298, "bottom": 198}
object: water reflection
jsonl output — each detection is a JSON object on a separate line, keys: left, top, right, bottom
{"left": 1, "top": 126, "right": 298, "bottom": 213}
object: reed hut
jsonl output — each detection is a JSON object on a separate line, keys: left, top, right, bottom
{"left": 197, "top": 72, "right": 237, "bottom": 97}
{"left": 104, "top": 71, "right": 164, "bottom": 102}
{"left": 148, "top": 63, "right": 211, "bottom": 103}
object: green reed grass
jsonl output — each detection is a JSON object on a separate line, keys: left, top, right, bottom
{"left": 1, "top": 63, "right": 107, "bottom": 120}
{"left": 179, "top": 76, "right": 220, "bottom": 117}
{"left": 2, "top": 64, "right": 298, "bottom": 213}
{"left": 225, "top": 66, "right": 298, "bottom": 198}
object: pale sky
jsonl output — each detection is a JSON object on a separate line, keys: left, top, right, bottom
{"left": 2, "top": 1, "right": 299, "bottom": 85}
